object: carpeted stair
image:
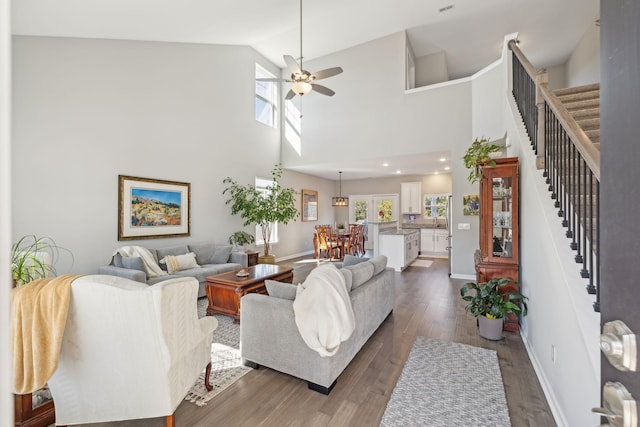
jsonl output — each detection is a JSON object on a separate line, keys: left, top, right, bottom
{"left": 554, "top": 83, "right": 600, "bottom": 149}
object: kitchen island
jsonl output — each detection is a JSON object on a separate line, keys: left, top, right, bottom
{"left": 378, "top": 229, "right": 420, "bottom": 272}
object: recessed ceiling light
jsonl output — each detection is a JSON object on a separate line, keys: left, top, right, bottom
{"left": 382, "top": 162, "right": 389, "bottom": 167}
{"left": 444, "top": 166, "right": 451, "bottom": 171}
{"left": 434, "top": 172, "right": 439, "bottom": 175}
{"left": 396, "top": 170, "right": 401, "bottom": 174}
{"left": 439, "top": 157, "right": 446, "bottom": 162}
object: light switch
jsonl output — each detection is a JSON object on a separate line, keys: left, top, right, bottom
{"left": 458, "top": 223, "right": 471, "bottom": 230}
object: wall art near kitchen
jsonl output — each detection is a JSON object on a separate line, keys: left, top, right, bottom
{"left": 118, "top": 175, "right": 190, "bottom": 240}
{"left": 301, "top": 189, "right": 318, "bottom": 222}
{"left": 463, "top": 194, "right": 480, "bottom": 216}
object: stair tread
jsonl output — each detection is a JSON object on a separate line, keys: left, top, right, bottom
{"left": 554, "top": 83, "right": 600, "bottom": 96}
{"left": 570, "top": 107, "right": 600, "bottom": 119}
{"left": 564, "top": 98, "right": 600, "bottom": 110}
{"left": 557, "top": 90, "right": 600, "bottom": 103}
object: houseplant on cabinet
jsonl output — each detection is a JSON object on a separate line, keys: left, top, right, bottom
{"left": 223, "top": 165, "right": 299, "bottom": 264}
{"left": 459, "top": 277, "right": 527, "bottom": 340}
{"left": 462, "top": 137, "right": 504, "bottom": 183}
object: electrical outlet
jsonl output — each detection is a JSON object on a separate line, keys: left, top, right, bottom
{"left": 551, "top": 345, "right": 556, "bottom": 364}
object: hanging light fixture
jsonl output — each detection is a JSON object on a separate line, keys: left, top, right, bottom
{"left": 332, "top": 171, "right": 349, "bottom": 207}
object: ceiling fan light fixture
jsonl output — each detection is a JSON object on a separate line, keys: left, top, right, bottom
{"left": 292, "top": 80, "right": 312, "bottom": 95}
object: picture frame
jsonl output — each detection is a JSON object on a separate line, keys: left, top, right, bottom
{"left": 118, "top": 175, "right": 191, "bottom": 240}
{"left": 301, "top": 189, "right": 318, "bottom": 222}
{"left": 463, "top": 194, "right": 480, "bottom": 216}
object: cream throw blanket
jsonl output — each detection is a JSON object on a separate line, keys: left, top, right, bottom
{"left": 12, "top": 274, "right": 81, "bottom": 394}
{"left": 293, "top": 264, "right": 355, "bottom": 357}
{"left": 115, "top": 246, "right": 167, "bottom": 278}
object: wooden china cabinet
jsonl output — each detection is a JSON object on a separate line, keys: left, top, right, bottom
{"left": 475, "top": 157, "right": 521, "bottom": 332}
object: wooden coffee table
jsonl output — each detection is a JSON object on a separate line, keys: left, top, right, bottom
{"left": 205, "top": 264, "right": 294, "bottom": 322}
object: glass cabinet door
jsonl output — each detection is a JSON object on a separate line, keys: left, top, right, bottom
{"left": 491, "top": 177, "right": 514, "bottom": 259}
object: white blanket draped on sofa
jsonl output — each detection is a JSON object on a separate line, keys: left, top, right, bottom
{"left": 293, "top": 264, "right": 355, "bottom": 357}
{"left": 114, "top": 246, "right": 167, "bottom": 278}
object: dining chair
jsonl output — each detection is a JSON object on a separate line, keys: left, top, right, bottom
{"left": 315, "top": 226, "right": 340, "bottom": 260}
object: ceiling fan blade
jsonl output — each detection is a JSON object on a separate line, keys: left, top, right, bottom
{"left": 284, "top": 55, "right": 301, "bottom": 75}
{"left": 256, "top": 78, "right": 292, "bottom": 82}
{"left": 285, "top": 89, "right": 297, "bottom": 100}
{"left": 311, "top": 67, "right": 343, "bottom": 80}
{"left": 311, "top": 83, "right": 335, "bottom": 97}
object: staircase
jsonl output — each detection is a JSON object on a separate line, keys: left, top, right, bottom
{"left": 510, "top": 40, "right": 601, "bottom": 311}
{"left": 554, "top": 83, "right": 601, "bottom": 149}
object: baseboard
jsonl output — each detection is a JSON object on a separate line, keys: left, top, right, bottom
{"left": 450, "top": 273, "right": 476, "bottom": 280}
{"left": 520, "top": 331, "right": 567, "bottom": 427}
{"left": 276, "top": 250, "right": 315, "bottom": 262}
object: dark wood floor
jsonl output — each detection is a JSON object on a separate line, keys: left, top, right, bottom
{"left": 73, "top": 256, "right": 556, "bottom": 427}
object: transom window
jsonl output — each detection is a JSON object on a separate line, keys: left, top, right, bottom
{"left": 255, "top": 64, "right": 278, "bottom": 127}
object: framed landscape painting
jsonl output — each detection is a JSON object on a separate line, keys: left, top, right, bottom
{"left": 118, "top": 175, "right": 191, "bottom": 240}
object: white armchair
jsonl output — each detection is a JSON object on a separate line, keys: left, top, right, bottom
{"left": 47, "top": 275, "right": 217, "bottom": 426}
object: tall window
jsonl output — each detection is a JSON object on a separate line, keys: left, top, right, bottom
{"left": 255, "top": 64, "right": 278, "bottom": 127}
{"left": 284, "top": 101, "right": 302, "bottom": 154}
{"left": 255, "top": 176, "right": 278, "bottom": 245}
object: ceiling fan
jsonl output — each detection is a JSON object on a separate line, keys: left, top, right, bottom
{"left": 257, "top": 0, "right": 343, "bottom": 100}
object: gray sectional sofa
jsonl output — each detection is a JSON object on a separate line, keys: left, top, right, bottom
{"left": 240, "top": 255, "right": 395, "bottom": 394}
{"left": 98, "top": 242, "right": 248, "bottom": 298}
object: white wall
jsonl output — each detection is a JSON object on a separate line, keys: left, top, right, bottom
{"left": 11, "top": 36, "right": 329, "bottom": 273}
{"left": 505, "top": 84, "right": 600, "bottom": 426}
{"left": 415, "top": 51, "right": 449, "bottom": 87}
{"left": 281, "top": 31, "right": 475, "bottom": 276}
{"left": 1, "top": 0, "right": 12, "bottom": 422}
{"left": 565, "top": 22, "right": 601, "bottom": 87}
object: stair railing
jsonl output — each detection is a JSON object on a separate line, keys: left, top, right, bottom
{"left": 508, "top": 40, "right": 601, "bottom": 312}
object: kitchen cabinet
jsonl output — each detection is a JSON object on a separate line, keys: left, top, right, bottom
{"left": 378, "top": 230, "right": 419, "bottom": 272}
{"left": 401, "top": 182, "right": 422, "bottom": 214}
{"left": 475, "top": 157, "right": 520, "bottom": 332}
{"left": 420, "top": 228, "right": 449, "bottom": 256}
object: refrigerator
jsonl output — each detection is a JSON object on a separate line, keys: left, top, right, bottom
{"left": 445, "top": 194, "right": 453, "bottom": 276}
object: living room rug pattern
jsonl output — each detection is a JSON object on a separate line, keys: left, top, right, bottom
{"left": 380, "top": 337, "right": 511, "bottom": 427}
{"left": 186, "top": 299, "right": 251, "bottom": 406}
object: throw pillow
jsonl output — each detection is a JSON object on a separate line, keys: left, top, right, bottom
{"left": 342, "top": 254, "right": 369, "bottom": 267}
{"left": 188, "top": 242, "right": 217, "bottom": 266}
{"left": 345, "top": 261, "right": 374, "bottom": 290}
{"left": 159, "top": 252, "right": 201, "bottom": 274}
{"left": 155, "top": 245, "right": 189, "bottom": 271}
{"left": 210, "top": 245, "right": 233, "bottom": 264}
{"left": 113, "top": 252, "right": 123, "bottom": 268}
{"left": 368, "top": 255, "right": 388, "bottom": 275}
{"left": 121, "top": 256, "right": 147, "bottom": 278}
{"left": 265, "top": 280, "right": 297, "bottom": 300}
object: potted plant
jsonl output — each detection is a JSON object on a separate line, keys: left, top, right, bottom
{"left": 11, "top": 235, "right": 73, "bottom": 287}
{"left": 462, "top": 137, "right": 504, "bottom": 183}
{"left": 459, "top": 277, "right": 527, "bottom": 340}
{"left": 223, "top": 164, "right": 299, "bottom": 264}
{"left": 228, "top": 231, "right": 255, "bottom": 252}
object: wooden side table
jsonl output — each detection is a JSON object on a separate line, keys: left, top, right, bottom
{"left": 246, "top": 251, "right": 259, "bottom": 266}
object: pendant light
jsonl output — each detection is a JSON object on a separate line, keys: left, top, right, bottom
{"left": 332, "top": 171, "right": 349, "bottom": 207}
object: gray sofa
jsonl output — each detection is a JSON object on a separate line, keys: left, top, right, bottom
{"left": 98, "top": 242, "right": 247, "bottom": 298}
{"left": 240, "top": 255, "right": 395, "bottom": 394}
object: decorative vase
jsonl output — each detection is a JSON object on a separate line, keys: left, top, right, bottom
{"left": 258, "top": 254, "right": 276, "bottom": 264}
{"left": 478, "top": 315, "right": 504, "bottom": 340}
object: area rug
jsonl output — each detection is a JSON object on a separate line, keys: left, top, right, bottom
{"left": 380, "top": 337, "right": 511, "bottom": 427}
{"left": 409, "top": 259, "right": 433, "bottom": 268}
{"left": 185, "top": 299, "right": 251, "bottom": 406}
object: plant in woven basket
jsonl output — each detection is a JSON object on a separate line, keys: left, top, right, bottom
{"left": 223, "top": 164, "right": 299, "bottom": 258}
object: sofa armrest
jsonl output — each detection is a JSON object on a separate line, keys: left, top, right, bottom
{"left": 98, "top": 265, "right": 146, "bottom": 283}
{"left": 230, "top": 252, "right": 248, "bottom": 267}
